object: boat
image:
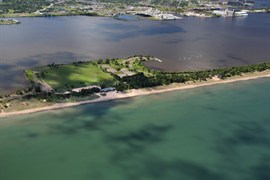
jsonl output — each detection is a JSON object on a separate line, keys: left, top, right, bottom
{"left": 234, "top": 11, "right": 248, "bottom": 16}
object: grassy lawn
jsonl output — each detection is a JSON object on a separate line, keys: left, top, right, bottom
{"left": 130, "top": 61, "right": 153, "bottom": 76}
{"left": 25, "top": 70, "right": 35, "bottom": 84}
{"left": 108, "top": 59, "right": 125, "bottom": 70}
{"left": 99, "top": 57, "right": 153, "bottom": 78}
{"left": 40, "top": 62, "right": 116, "bottom": 92}
{"left": 32, "top": 57, "right": 154, "bottom": 92}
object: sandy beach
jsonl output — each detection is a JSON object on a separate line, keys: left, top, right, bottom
{"left": 1, "top": 71, "right": 270, "bottom": 118}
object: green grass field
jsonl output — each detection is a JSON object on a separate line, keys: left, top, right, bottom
{"left": 40, "top": 62, "right": 116, "bottom": 92}
{"left": 25, "top": 70, "right": 35, "bottom": 84}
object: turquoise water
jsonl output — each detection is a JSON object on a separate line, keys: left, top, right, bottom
{"left": 0, "top": 78, "right": 270, "bottom": 180}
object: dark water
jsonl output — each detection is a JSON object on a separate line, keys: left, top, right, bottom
{"left": 0, "top": 13, "right": 269, "bottom": 93}
{"left": 115, "top": 14, "right": 141, "bottom": 21}
{"left": 253, "top": 0, "right": 270, "bottom": 8}
{"left": 0, "top": 78, "right": 270, "bottom": 180}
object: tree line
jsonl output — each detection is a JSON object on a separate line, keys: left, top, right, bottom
{"left": 115, "top": 62, "right": 270, "bottom": 91}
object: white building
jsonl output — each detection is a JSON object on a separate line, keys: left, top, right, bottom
{"left": 213, "top": 9, "right": 248, "bottom": 17}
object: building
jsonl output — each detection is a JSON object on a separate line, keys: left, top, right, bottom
{"left": 227, "top": 0, "right": 254, "bottom": 6}
{"left": 213, "top": 9, "right": 248, "bottom": 17}
{"left": 72, "top": 86, "right": 101, "bottom": 93}
{"left": 213, "top": 9, "right": 235, "bottom": 16}
{"left": 101, "top": 87, "right": 116, "bottom": 93}
{"left": 228, "top": 1, "right": 243, "bottom": 6}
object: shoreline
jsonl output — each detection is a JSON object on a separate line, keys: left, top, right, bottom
{"left": 1, "top": 72, "right": 269, "bottom": 118}
{"left": 0, "top": 13, "right": 101, "bottom": 18}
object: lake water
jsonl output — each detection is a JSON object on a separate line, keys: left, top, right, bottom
{"left": 0, "top": 78, "right": 270, "bottom": 180}
{"left": 114, "top": 14, "right": 141, "bottom": 21}
{"left": 253, "top": 0, "right": 270, "bottom": 8}
{"left": 0, "top": 13, "right": 269, "bottom": 94}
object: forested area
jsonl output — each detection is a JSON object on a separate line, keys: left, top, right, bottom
{"left": 0, "top": 0, "right": 50, "bottom": 13}
{"left": 115, "top": 62, "right": 270, "bottom": 91}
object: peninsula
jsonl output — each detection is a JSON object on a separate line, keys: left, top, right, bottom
{"left": 1, "top": 56, "right": 270, "bottom": 117}
{"left": 0, "top": 18, "right": 20, "bottom": 25}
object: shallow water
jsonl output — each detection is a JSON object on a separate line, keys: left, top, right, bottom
{"left": 0, "top": 78, "right": 269, "bottom": 180}
{"left": 0, "top": 13, "right": 270, "bottom": 93}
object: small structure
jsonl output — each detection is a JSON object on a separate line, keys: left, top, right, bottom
{"left": 120, "top": 68, "right": 136, "bottom": 76}
{"left": 0, "top": 18, "right": 21, "bottom": 25}
{"left": 212, "top": 9, "right": 248, "bottom": 17}
{"left": 156, "top": 14, "right": 182, "bottom": 20}
{"left": 228, "top": 1, "right": 243, "bottom": 6}
{"left": 101, "top": 87, "right": 116, "bottom": 93}
{"left": 228, "top": 0, "right": 254, "bottom": 6}
{"left": 101, "top": 65, "right": 118, "bottom": 73}
{"left": 136, "top": 8, "right": 182, "bottom": 20}
{"left": 213, "top": 9, "right": 234, "bottom": 16}
{"left": 72, "top": 85, "right": 101, "bottom": 93}
{"left": 234, "top": 10, "right": 248, "bottom": 16}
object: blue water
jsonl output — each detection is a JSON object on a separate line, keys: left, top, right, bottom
{"left": 0, "top": 78, "right": 269, "bottom": 180}
{"left": 254, "top": 0, "right": 270, "bottom": 8}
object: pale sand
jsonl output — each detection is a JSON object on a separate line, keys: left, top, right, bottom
{"left": 1, "top": 72, "right": 270, "bottom": 118}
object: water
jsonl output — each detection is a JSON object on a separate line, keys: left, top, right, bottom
{"left": 253, "top": 0, "right": 270, "bottom": 8}
{"left": 0, "top": 13, "right": 270, "bottom": 93}
{"left": 0, "top": 78, "right": 269, "bottom": 180}
{"left": 114, "top": 14, "right": 141, "bottom": 21}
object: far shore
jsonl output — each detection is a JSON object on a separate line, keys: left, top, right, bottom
{"left": 1, "top": 71, "right": 269, "bottom": 118}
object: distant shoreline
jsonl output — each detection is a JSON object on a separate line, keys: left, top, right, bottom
{"left": 1, "top": 10, "right": 267, "bottom": 19}
{"left": 1, "top": 71, "right": 269, "bottom": 118}
{"left": 0, "top": 12, "right": 100, "bottom": 18}
{"left": 0, "top": 18, "right": 20, "bottom": 25}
